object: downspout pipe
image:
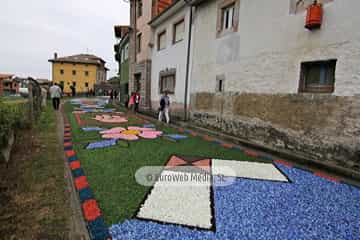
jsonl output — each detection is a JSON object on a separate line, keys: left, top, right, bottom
{"left": 183, "top": 1, "right": 193, "bottom": 121}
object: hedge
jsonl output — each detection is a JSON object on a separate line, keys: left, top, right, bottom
{"left": 0, "top": 98, "right": 31, "bottom": 149}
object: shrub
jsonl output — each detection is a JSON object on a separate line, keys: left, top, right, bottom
{"left": 0, "top": 98, "right": 30, "bottom": 149}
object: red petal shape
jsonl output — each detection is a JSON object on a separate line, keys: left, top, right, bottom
{"left": 165, "top": 156, "right": 187, "bottom": 168}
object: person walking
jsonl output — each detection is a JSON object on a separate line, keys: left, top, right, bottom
{"left": 158, "top": 91, "right": 170, "bottom": 124}
{"left": 49, "top": 83, "right": 62, "bottom": 110}
{"left": 134, "top": 92, "right": 141, "bottom": 113}
{"left": 70, "top": 85, "right": 76, "bottom": 97}
{"left": 124, "top": 93, "right": 129, "bottom": 109}
{"left": 110, "top": 90, "right": 114, "bottom": 102}
{"left": 128, "top": 92, "right": 135, "bottom": 111}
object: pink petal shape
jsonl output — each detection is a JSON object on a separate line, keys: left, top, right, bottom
{"left": 102, "top": 133, "right": 123, "bottom": 139}
{"left": 102, "top": 119, "right": 128, "bottom": 123}
{"left": 139, "top": 128, "right": 156, "bottom": 132}
{"left": 117, "top": 134, "right": 139, "bottom": 140}
{"left": 139, "top": 133, "right": 158, "bottom": 139}
{"left": 127, "top": 126, "right": 142, "bottom": 131}
{"left": 100, "top": 127, "right": 125, "bottom": 134}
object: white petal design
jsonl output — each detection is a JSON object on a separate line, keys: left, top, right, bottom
{"left": 137, "top": 170, "right": 213, "bottom": 229}
{"left": 212, "top": 160, "right": 288, "bottom": 182}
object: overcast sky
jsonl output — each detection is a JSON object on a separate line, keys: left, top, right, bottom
{"left": 0, "top": 0, "right": 130, "bottom": 79}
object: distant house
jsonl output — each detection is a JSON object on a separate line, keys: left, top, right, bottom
{"left": 0, "top": 74, "right": 19, "bottom": 95}
{"left": 48, "top": 53, "right": 108, "bottom": 94}
{"left": 114, "top": 25, "right": 130, "bottom": 104}
{"left": 35, "top": 78, "right": 51, "bottom": 90}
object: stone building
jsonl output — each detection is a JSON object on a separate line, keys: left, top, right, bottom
{"left": 114, "top": 25, "right": 130, "bottom": 104}
{"left": 129, "top": 0, "right": 174, "bottom": 109}
{"left": 187, "top": 0, "right": 360, "bottom": 172}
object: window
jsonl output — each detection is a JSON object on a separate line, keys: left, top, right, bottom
{"left": 136, "top": 33, "right": 142, "bottom": 53}
{"left": 60, "top": 81, "right": 64, "bottom": 87}
{"left": 173, "top": 19, "right": 185, "bottom": 43}
{"left": 137, "top": 0, "right": 143, "bottom": 17}
{"left": 125, "top": 44, "right": 129, "bottom": 60}
{"left": 216, "top": 0, "right": 239, "bottom": 37}
{"left": 222, "top": 4, "right": 235, "bottom": 30}
{"left": 72, "top": 70, "right": 76, "bottom": 75}
{"left": 85, "top": 82, "right": 89, "bottom": 87}
{"left": 216, "top": 75, "right": 225, "bottom": 92}
{"left": 135, "top": 73, "right": 141, "bottom": 92}
{"left": 159, "top": 69, "right": 176, "bottom": 94}
{"left": 72, "top": 81, "right": 76, "bottom": 87}
{"left": 85, "top": 71, "right": 89, "bottom": 76}
{"left": 158, "top": 31, "right": 166, "bottom": 51}
{"left": 299, "top": 59, "right": 336, "bottom": 93}
{"left": 60, "top": 69, "right": 64, "bottom": 75}
{"left": 121, "top": 49, "right": 125, "bottom": 63}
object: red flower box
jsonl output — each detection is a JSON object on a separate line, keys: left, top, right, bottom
{"left": 273, "top": 159, "right": 294, "bottom": 167}
{"left": 82, "top": 199, "right": 101, "bottom": 221}
{"left": 305, "top": 3, "right": 323, "bottom": 30}
{"left": 65, "top": 150, "right": 75, "bottom": 157}
{"left": 244, "top": 149, "right": 259, "bottom": 157}
{"left": 221, "top": 143, "right": 234, "bottom": 149}
{"left": 75, "top": 176, "right": 89, "bottom": 190}
{"left": 70, "top": 161, "right": 81, "bottom": 170}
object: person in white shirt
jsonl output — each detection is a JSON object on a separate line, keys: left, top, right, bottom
{"left": 49, "top": 83, "right": 62, "bottom": 110}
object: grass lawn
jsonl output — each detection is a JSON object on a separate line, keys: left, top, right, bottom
{"left": 64, "top": 102, "right": 261, "bottom": 226}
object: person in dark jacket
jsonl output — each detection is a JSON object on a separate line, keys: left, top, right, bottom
{"left": 158, "top": 91, "right": 170, "bottom": 123}
{"left": 134, "top": 92, "right": 140, "bottom": 112}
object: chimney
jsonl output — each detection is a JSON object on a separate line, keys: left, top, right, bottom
{"left": 54, "top": 52, "right": 58, "bottom": 59}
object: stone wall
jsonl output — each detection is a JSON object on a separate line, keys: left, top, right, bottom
{"left": 190, "top": 92, "right": 360, "bottom": 171}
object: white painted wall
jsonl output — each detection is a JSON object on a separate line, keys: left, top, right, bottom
{"left": 150, "top": 5, "right": 191, "bottom": 110}
{"left": 190, "top": 0, "right": 360, "bottom": 96}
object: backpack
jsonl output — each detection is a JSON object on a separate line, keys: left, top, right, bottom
{"left": 159, "top": 98, "right": 165, "bottom": 111}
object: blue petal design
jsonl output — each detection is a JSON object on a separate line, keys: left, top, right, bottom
{"left": 86, "top": 139, "right": 117, "bottom": 150}
{"left": 109, "top": 165, "right": 360, "bottom": 240}
{"left": 82, "top": 127, "right": 105, "bottom": 132}
{"left": 163, "top": 134, "right": 188, "bottom": 140}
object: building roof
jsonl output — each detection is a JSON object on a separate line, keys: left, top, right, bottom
{"left": 149, "top": 0, "right": 185, "bottom": 27}
{"left": 114, "top": 25, "right": 130, "bottom": 39}
{"left": 35, "top": 78, "right": 51, "bottom": 84}
{"left": 0, "top": 74, "right": 14, "bottom": 80}
{"left": 48, "top": 54, "right": 106, "bottom": 65}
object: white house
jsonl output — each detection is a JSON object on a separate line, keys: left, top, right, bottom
{"left": 149, "top": 0, "right": 192, "bottom": 118}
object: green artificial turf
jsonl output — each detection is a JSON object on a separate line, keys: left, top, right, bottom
{"left": 64, "top": 102, "right": 261, "bottom": 225}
